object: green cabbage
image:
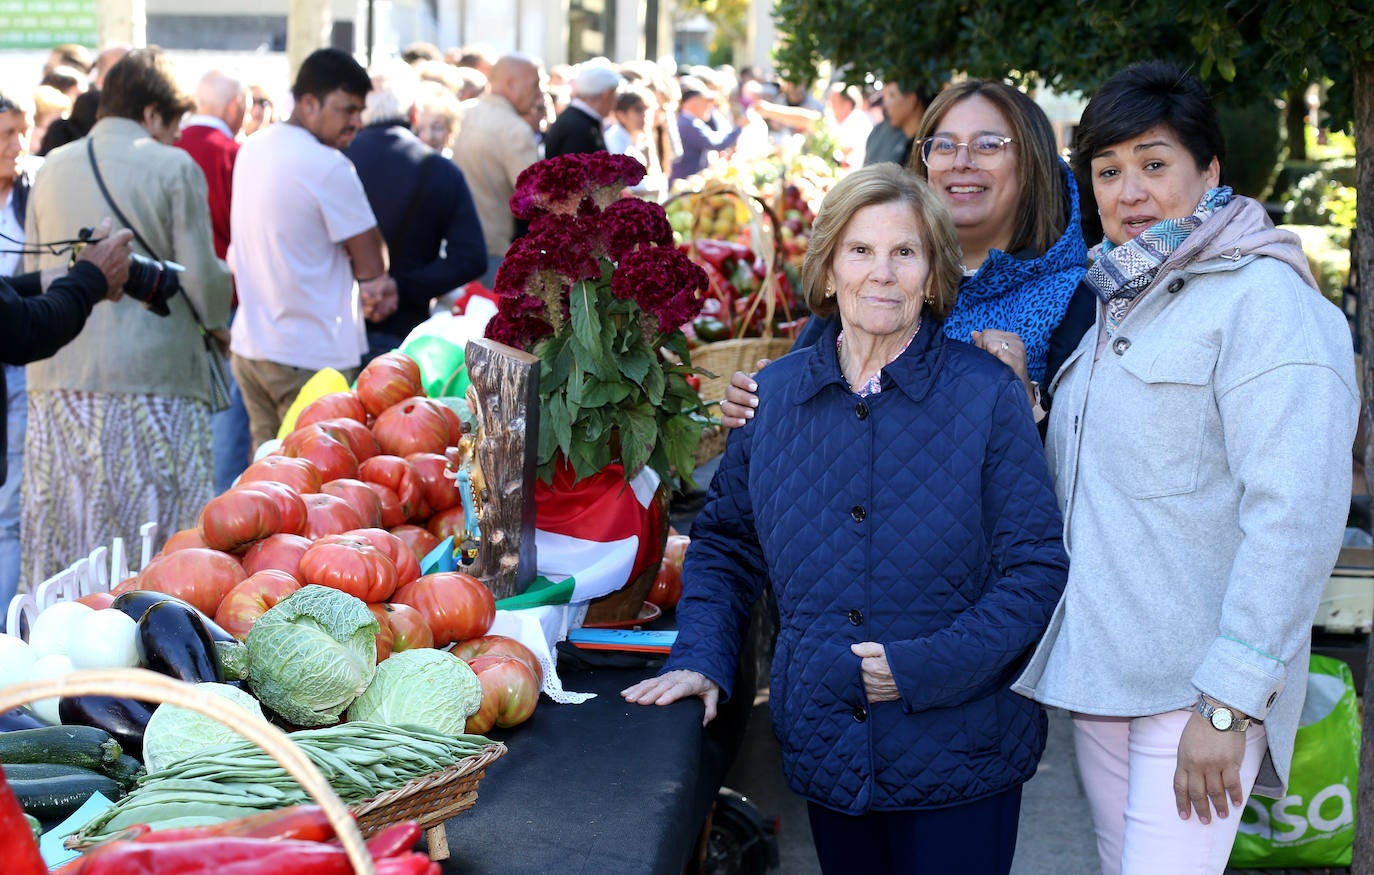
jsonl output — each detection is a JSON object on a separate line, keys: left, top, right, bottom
{"left": 142, "top": 682, "right": 265, "bottom": 773}
{"left": 346, "top": 648, "right": 482, "bottom": 735}
{"left": 246, "top": 585, "right": 378, "bottom": 726}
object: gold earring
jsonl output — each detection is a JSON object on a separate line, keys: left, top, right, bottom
{"left": 923, "top": 291, "right": 934, "bottom": 305}
{"left": 825, "top": 284, "right": 834, "bottom": 298}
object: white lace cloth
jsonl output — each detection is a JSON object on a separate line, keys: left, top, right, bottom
{"left": 487, "top": 605, "right": 597, "bottom": 704}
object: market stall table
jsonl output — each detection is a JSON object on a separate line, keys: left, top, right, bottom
{"left": 438, "top": 613, "right": 763, "bottom": 875}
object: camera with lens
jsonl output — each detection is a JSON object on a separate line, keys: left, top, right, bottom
{"left": 78, "top": 226, "right": 184, "bottom": 317}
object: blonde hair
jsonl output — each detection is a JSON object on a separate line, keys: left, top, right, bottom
{"left": 802, "top": 163, "right": 962, "bottom": 322}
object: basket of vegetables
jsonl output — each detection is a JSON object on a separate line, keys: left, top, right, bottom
{"left": 667, "top": 182, "right": 802, "bottom": 407}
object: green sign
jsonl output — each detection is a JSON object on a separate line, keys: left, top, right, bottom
{"left": 0, "top": 0, "right": 97, "bottom": 50}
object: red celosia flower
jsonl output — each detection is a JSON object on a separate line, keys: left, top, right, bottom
{"left": 611, "top": 248, "right": 708, "bottom": 332}
{"left": 600, "top": 199, "right": 673, "bottom": 261}
{"left": 510, "top": 153, "right": 647, "bottom": 220}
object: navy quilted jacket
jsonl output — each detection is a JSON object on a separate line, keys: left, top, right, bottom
{"left": 665, "top": 316, "right": 1068, "bottom": 814}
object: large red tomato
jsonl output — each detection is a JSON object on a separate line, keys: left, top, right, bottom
{"left": 159, "top": 527, "right": 209, "bottom": 556}
{"left": 237, "top": 480, "right": 308, "bottom": 536}
{"left": 366, "top": 604, "right": 396, "bottom": 663}
{"left": 295, "top": 391, "right": 368, "bottom": 429}
{"left": 198, "top": 488, "right": 283, "bottom": 554}
{"left": 301, "top": 492, "right": 367, "bottom": 539}
{"left": 320, "top": 478, "right": 385, "bottom": 529}
{"left": 405, "top": 452, "right": 461, "bottom": 517}
{"left": 451, "top": 635, "right": 544, "bottom": 685}
{"left": 238, "top": 455, "right": 323, "bottom": 495}
{"left": 283, "top": 429, "right": 359, "bottom": 482}
{"left": 391, "top": 525, "right": 441, "bottom": 563}
{"left": 241, "top": 533, "right": 313, "bottom": 578}
{"left": 364, "top": 481, "right": 406, "bottom": 529}
{"left": 426, "top": 505, "right": 467, "bottom": 542}
{"left": 349, "top": 528, "right": 421, "bottom": 587}
{"left": 391, "top": 572, "right": 495, "bottom": 647}
{"left": 303, "top": 418, "right": 380, "bottom": 464}
{"left": 358, "top": 455, "right": 423, "bottom": 523}
{"left": 375, "top": 602, "right": 433, "bottom": 652}
{"left": 371, "top": 397, "right": 453, "bottom": 458}
{"left": 298, "top": 533, "right": 399, "bottom": 602}
{"left": 465, "top": 655, "right": 539, "bottom": 732}
{"left": 356, "top": 351, "right": 424, "bottom": 418}
{"left": 116, "top": 548, "right": 246, "bottom": 616}
{"left": 214, "top": 570, "right": 302, "bottom": 640}
{"left": 646, "top": 533, "right": 690, "bottom": 609}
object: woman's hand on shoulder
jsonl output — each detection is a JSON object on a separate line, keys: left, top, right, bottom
{"left": 718, "top": 359, "right": 772, "bottom": 429}
{"left": 622, "top": 669, "right": 721, "bottom": 725}
{"left": 971, "top": 329, "right": 1035, "bottom": 405}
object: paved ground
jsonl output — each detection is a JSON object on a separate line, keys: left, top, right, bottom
{"left": 721, "top": 686, "right": 1100, "bottom": 874}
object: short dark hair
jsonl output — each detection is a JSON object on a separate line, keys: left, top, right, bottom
{"left": 291, "top": 48, "right": 372, "bottom": 104}
{"left": 96, "top": 47, "right": 192, "bottom": 125}
{"left": 1071, "top": 60, "right": 1224, "bottom": 185}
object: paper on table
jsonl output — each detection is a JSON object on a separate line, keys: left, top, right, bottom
{"left": 41, "top": 791, "right": 115, "bottom": 867}
{"left": 488, "top": 606, "right": 596, "bottom": 704}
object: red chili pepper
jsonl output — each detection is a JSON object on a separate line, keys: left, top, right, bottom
{"left": 80, "top": 837, "right": 352, "bottom": 875}
{"left": 685, "top": 374, "right": 702, "bottom": 392}
{"left": 373, "top": 853, "right": 441, "bottom": 875}
{"left": 363, "top": 820, "right": 423, "bottom": 859}
{"left": 0, "top": 763, "right": 46, "bottom": 875}
{"left": 131, "top": 804, "right": 335, "bottom": 844}
{"left": 692, "top": 239, "right": 735, "bottom": 271}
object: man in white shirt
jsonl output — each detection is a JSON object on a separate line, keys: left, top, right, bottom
{"left": 452, "top": 53, "right": 543, "bottom": 287}
{"left": 0, "top": 89, "right": 31, "bottom": 619}
{"left": 228, "top": 48, "right": 397, "bottom": 449}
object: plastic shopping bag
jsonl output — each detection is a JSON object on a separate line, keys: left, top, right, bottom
{"left": 1228, "top": 653, "right": 1359, "bottom": 868}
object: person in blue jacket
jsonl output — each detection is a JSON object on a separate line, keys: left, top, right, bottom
{"left": 623, "top": 164, "right": 1068, "bottom": 874}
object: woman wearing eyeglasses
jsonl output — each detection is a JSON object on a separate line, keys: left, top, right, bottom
{"left": 721, "top": 79, "right": 1091, "bottom": 426}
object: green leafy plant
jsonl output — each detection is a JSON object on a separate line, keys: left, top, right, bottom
{"left": 484, "top": 153, "right": 711, "bottom": 488}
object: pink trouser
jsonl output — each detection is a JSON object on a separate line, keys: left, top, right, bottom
{"left": 1072, "top": 710, "right": 1269, "bottom": 875}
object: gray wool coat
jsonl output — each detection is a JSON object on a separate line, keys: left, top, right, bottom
{"left": 1013, "top": 197, "right": 1359, "bottom": 796}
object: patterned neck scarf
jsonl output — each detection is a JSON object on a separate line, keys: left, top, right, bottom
{"left": 1086, "top": 186, "right": 1233, "bottom": 336}
{"left": 837, "top": 322, "right": 920, "bottom": 397}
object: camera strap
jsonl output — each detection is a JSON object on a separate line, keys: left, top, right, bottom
{"left": 85, "top": 137, "right": 212, "bottom": 333}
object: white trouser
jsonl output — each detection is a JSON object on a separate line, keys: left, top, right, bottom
{"left": 1072, "top": 710, "right": 1268, "bottom": 875}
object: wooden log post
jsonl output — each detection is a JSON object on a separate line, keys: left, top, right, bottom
{"left": 463, "top": 338, "right": 539, "bottom": 600}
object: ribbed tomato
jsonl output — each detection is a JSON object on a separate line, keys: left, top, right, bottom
{"left": 320, "top": 478, "right": 385, "bottom": 529}
{"left": 301, "top": 493, "right": 367, "bottom": 539}
{"left": 374, "top": 602, "right": 433, "bottom": 652}
{"left": 349, "top": 527, "right": 422, "bottom": 587}
{"left": 371, "top": 397, "right": 453, "bottom": 458}
{"left": 295, "top": 391, "right": 368, "bottom": 429}
{"left": 406, "top": 452, "right": 461, "bottom": 516}
{"left": 238, "top": 455, "right": 323, "bottom": 494}
{"left": 391, "top": 525, "right": 442, "bottom": 563}
{"left": 114, "top": 548, "right": 246, "bottom": 616}
{"left": 214, "top": 570, "right": 302, "bottom": 640}
{"left": 241, "top": 533, "right": 313, "bottom": 578}
{"left": 358, "top": 455, "right": 423, "bottom": 522}
{"left": 298, "top": 534, "right": 399, "bottom": 602}
{"left": 237, "top": 480, "right": 308, "bottom": 536}
{"left": 198, "top": 487, "right": 283, "bottom": 553}
{"left": 392, "top": 572, "right": 495, "bottom": 647}
{"left": 356, "top": 351, "right": 424, "bottom": 417}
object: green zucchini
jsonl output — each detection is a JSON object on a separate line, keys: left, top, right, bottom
{"left": 0, "top": 725, "right": 123, "bottom": 773}
{"left": 10, "top": 765, "right": 125, "bottom": 820}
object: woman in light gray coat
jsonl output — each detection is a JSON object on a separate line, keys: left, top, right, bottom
{"left": 1013, "top": 61, "right": 1358, "bottom": 875}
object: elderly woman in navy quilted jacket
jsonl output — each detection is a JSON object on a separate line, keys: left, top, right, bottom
{"left": 624, "top": 163, "right": 1069, "bottom": 874}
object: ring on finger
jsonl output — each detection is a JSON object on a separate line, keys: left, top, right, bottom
{"left": 999, "top": 340, "right": 1010, "bottom": 352}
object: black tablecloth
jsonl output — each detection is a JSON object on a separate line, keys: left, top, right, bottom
{"left": 437, "top": 607, "right": 763, "bottom": 875}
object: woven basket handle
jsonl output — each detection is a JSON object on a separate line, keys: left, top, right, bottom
{"left": 0, "top": 668, "right": 375, "bottom": 875}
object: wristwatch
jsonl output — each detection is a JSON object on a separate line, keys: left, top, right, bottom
{"left": 1196, "top": 696, "right": 1252, "bottom": 732}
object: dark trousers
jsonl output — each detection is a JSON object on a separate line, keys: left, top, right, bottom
{"left": 807, "top": 784, "right": 1022, "bottom": 875}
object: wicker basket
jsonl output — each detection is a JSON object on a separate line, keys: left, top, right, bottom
{"left": 0, "top": 668, "right": 375, "bottom": 874}
{"left": 351, "top": 742, "right": 506, "bottom": 860}
{"left": 668, "top": 182, "right": 798, "bottom": 409}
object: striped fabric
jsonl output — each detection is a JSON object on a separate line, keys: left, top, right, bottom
{"left": 19, "top": 390, "right": 213, "bottom": 591}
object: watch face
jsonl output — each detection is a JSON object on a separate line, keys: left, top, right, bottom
{"left": 1210, "top": 708, "right": 1234, "bottom": 731}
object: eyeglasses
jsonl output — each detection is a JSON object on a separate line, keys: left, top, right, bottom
{"left": 919, "top": 135, "right": 1015, "bottom": 169}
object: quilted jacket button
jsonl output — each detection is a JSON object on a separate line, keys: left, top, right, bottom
{"left": 851, "top": 705, "right": 867, "bottom": 723}
{"left": 850, "top": 505, "right": 866, "bottom": 522}
{"left": 1167, "top": 278, "right": 1185, "bottom": 293}
{"left": 848, "top": 608, "right": 863, "bottom": 626}
{"left": 1112, "top": 337, "right": 1131, "bottom": 356}
{"left": 855, "top": 402, "right": 868, "bottom": 420}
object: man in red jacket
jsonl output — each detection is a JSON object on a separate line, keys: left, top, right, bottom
{"left": 175, "top": 69, "right": 250, "bottom": 493}
{"left": 174, "top": 69, "right": 246, "bottom": 260}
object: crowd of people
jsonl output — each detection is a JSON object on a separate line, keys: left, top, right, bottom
{"left": 0, "top": 35, "right": 1361, "bottom": 875}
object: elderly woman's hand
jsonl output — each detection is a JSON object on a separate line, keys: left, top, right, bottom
{"left": 719, "top": 359, "right": 772, "bottom": 429}
{"left": 622, "top": 670, "right": 722, "bottom": 725}
{"left": 851, "top": 642, "right": 900, "bottom": 702}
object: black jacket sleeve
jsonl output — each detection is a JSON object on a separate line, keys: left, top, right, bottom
{"left": 0, "top": 261, "right": 109, "bottom": 365}
{"left": 1044, "top": 280, "right": 1096, "bottom": 389}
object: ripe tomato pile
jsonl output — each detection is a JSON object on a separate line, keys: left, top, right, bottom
{"left": 84, "top": 351, "right": 540, "bottom": 733}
